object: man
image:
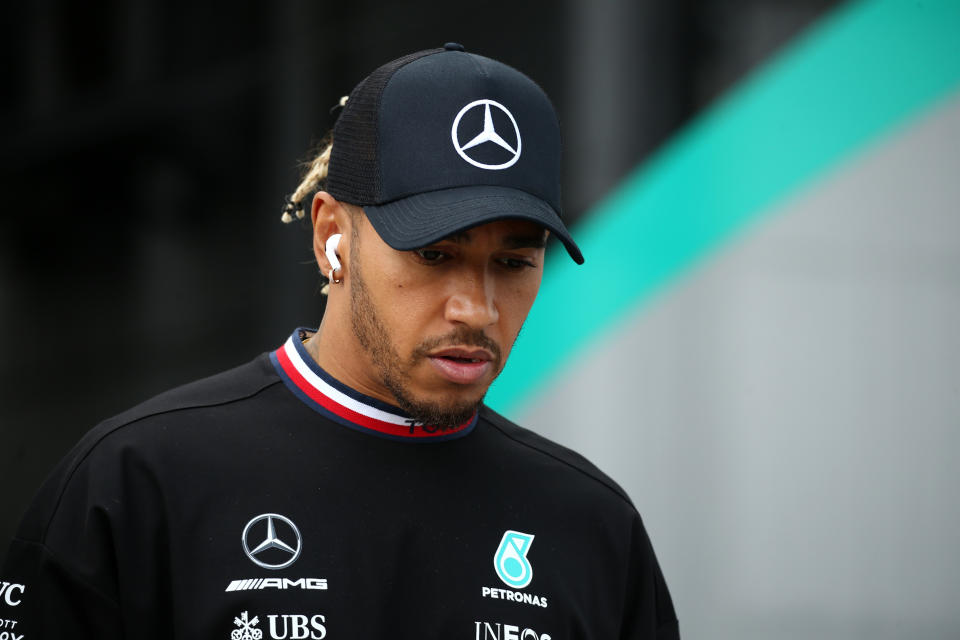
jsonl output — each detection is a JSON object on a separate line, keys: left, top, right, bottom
{"left": 1, "top": 44, "right": 679, "bottom": 638}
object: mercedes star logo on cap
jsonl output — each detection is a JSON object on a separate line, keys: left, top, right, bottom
{"left": 241, "top": 513, "right": 302, "bottom": 570}
{"left": 451, "top": 99, "right": 522, "bottom": 170}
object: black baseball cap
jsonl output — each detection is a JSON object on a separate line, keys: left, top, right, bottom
{"left": 326, "top": 43, "right": 584, "bottom": 265}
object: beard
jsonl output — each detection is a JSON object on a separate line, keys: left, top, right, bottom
{"left": 348, "top": 247, "right": 502, "bottom": 428}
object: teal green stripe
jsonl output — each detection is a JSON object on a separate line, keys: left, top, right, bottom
{"left": 487, "top": 0, "right": 960, "bottom": 414}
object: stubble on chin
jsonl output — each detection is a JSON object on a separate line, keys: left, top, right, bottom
{"left": 348, "top": 251, "right": 489, "bottom": 428}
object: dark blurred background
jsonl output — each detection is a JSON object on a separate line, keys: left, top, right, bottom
{"left": 1, "top": 0, "right": 838, "bottom": 560}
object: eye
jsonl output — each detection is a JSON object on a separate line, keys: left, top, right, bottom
{"left": 414, "top": 248, "right": 451, "bottom": 264}
{"left": 497, "top": 256, "right": 537, "bottom": 270}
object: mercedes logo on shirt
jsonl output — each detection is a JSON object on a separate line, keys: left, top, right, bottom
{"left": 451, "top": 99, "right": 522, "bottom": 170}
{"left": 242, "top": 513, "right": 302, "bottom": 570}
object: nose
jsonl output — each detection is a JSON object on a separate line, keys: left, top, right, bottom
{"left": 444, "top": 269, "right": 499, "bottom": 329}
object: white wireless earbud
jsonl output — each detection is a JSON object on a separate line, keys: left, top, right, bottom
{"left": 325, "top": 233, "right": 343, "bottom": 283}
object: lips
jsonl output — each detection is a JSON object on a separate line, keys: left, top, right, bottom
{"left": 427, "top": 348, "right": 494, "bottom": 385}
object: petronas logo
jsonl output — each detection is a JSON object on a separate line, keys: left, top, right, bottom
{"left": 493, "top": 530, "right": 535, "bottom": 589}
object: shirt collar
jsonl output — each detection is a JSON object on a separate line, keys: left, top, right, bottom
{"left": 270, "top": 329, "right": 478, "bottom": 442}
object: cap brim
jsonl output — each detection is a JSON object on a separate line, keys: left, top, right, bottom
{"left": 362, "top": 186, "right": 584, "bottom": 264}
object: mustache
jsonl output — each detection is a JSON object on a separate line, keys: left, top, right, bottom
{"left": 412, "top": 327, "right": 502, "bottom": 364}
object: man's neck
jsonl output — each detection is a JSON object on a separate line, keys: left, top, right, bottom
{"left": 302, "top": 317, "right": 396, "bottom": 408}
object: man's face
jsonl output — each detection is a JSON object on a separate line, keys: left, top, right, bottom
{"left": 347, "top": 215, "right": 546, "bottom": 427}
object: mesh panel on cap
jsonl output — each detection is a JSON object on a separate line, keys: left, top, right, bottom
{"left": 327, "top": 48, "right": 442, "bottom": 205}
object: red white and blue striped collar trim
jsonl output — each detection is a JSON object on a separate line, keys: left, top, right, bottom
{"left": 270, "top": 329, "right": 478, "bottom": 442}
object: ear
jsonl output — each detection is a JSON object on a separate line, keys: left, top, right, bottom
{"left": 311, "top": 191, "right": 353, "bottom": 276}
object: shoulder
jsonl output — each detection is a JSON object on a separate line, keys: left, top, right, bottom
{"left": 107, "top": 352, "right": 280, "bottom": 426}
{"left": 67, "top": 352, "right": 280, "bottom": 465}
{"left": 15, "top": 354, "right": 281, "bottom": 543}
{"left": 478, "top": 405, "right": 636, "bottom": 510}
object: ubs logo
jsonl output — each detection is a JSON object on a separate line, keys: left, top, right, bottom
{"left": 242, "top": 514, "right": 302, "bottom": 570}
{"left": 231, "top": 611, "right": 326, "bottom": 640}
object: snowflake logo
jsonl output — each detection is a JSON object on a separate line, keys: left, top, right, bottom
{"left": 231, "top": 611, "right": 263, "bottom": 640}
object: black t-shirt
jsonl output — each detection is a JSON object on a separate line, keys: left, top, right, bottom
{"left": 1, "top": 330, "right": 679, "bottom": 639}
